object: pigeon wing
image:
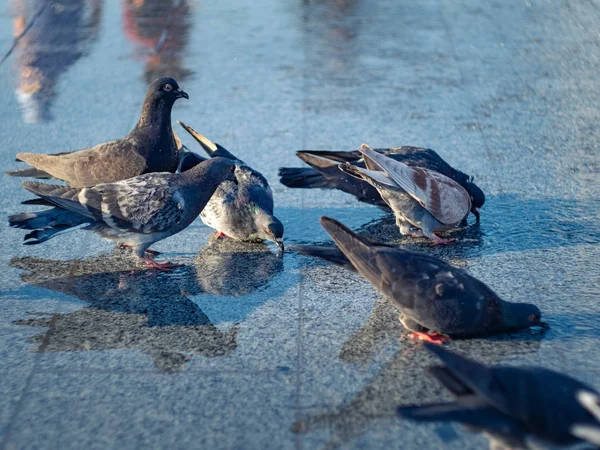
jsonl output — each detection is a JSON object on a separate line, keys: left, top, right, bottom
{"left": 16, "top": 139, "right": 148, "bottom": 188}
{"left": 178, "top": 121, "right": 245, "bottom": 164}
{"left": 86, "top": 174, "right": 187, "bottom": 233}
{"left": 25, "top": 174, "right": 186, "bottom": 234}
{"left": 359, "top": 145, "right": 471, "bottom": 224}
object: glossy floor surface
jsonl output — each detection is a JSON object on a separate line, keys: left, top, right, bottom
{"left": 1, "top": 0, "right": 600, "bottom": 449}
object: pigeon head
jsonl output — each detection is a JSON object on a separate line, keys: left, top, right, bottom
{"left": 256, "top": 213, "right": 284, "bottom": 251}
{"left": 465, "top": 179, "right": 485, "bottom": 220}
{"left": 136, "top": 77, "right": 189, "bottom": 131}
{"left": 500, "top": 302, "right": 548, "bottom": 332}
{"left": 146, "top": 77, "right": 189, "bottom": 105}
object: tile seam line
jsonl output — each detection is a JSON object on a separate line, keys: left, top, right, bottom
{"left": 294, "top": 7, "right": 308, "bottom": 449}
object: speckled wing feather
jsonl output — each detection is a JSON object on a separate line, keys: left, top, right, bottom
{"left": 359, "top": 145, "right": 470, "bottom": 225}
{"left": 23, "top": 173, "right": 185, "bottom": 234}
{"left": 16, "top": 138, "right": 148, "bottom": 188}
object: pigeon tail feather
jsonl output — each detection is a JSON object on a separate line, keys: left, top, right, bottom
{"left": 5, "top": 166, "right": 54, "bottom": 179}
{"left": 278, "top": 167, "right": 329, "bottom": 189}
{"left": 23, "top": 223, "right": 90, "bottom": 245}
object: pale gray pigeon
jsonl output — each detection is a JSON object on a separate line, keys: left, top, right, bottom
{"left": 279, "top": 146, "right": 485, "bottom": 221}
{"left": 398, "top": 343, "right": 600, "bottom": 449}
{"left": 9, "top": 157, "right": 236, "bottom": 269}
{"left": 178, "top": 121, "right": 284, "bottom": 251}
{"left": 319, "top": 216, "right": 546, "bottom": 341}
{"left": 6, "top": 77, "right": 188, "bottom": 187}
{"left": 341, "top": 144, "right": 471, "bottom": 245}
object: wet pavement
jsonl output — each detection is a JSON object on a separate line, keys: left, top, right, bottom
{"left": 1, "top": 0, "right": 600, "bottom": 448}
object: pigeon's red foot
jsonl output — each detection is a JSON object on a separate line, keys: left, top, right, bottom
{"left": 141, "top": 256, "right": 177, "bottom": 272}
{"left": 118, "top": 243, "right": 160, "bottom": 255}
{"left": 214, "top": 231, "right": 229, "bottom": 239}
{"left": 429, "top": 236, "right": 456, "bottom": 246}
{"left": 409, "top": 332, "right": 450, "bottom": 344}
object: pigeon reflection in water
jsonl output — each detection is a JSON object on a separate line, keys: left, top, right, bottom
{"left": 11, "top": 0, "right": 103, "bottom": 122}
{"left": 195, "top": 238, "right": 284, "bottom": 297}
{"left": 10, "top": 254, "right": 238, "bottom": 372}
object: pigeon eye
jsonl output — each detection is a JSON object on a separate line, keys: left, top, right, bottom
{"left": 267, "top": 228, "right": 272, "bottom": 234}
{"left": 229, "top": 166, "right": 235, "bottom": 173}
{"left": 528, "top": 314, "right": 538, "bottom": 322}
{"left": 164, "top": 84, "right": 173, "bottom": 92}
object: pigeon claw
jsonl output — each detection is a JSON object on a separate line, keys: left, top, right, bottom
{"left": 429, "top": 236, "right": 456, "bottom": 246}
{"left": 409, "top": 332, "right": 450, "bottom": 344}
{"left": 142, "top": 257, "right": 177, "bottom": 272}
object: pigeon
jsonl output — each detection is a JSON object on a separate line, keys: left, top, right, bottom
{"left": 571, "top": 391, "right": 600, "bottom": 446}
{"left": 318, "top": 216, "right": 546, "bottom": 341}
{"left": 9, "top": 157, "right": 236, "bottom": 269}
{"left": 340, "top": 144, "right": 472, "bottom": 245}
{"left": 398, "top": 343, "right": 599, "bottom": 449}
{"left": 177, "top": 121, "right": 284, "bottom": 251}
{"left": 279, "top": 146, "right": 485, "bottom": 221}
{"left": 5, "top": 77, "right": 189, "bottom": 187}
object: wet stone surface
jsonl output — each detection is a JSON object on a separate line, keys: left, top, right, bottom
{"left": 1, "top": 0, "right": 600, "bottom": 449}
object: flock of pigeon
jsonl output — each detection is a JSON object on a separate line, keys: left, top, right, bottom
{"left": 5, "top": 77, "right": 600, "bottom": 449}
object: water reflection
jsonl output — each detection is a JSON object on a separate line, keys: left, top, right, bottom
{"left": 195, "top": 238, "right": 284, "bottom": 296}
{"left": 11, "top": 0, "right": 103, "bottom": 122}
{"left": 302, "top": 0, "right": 363, "bottom": 114}
{"left": 293, "top": 297, "right": 545, "bottom": 449}
{"left": 10, "top": 254, "right": 238, "bottom": 372}
{"left": 9, "top": 241, "right": 284, "bottom": 371}
{"left": 122, "top": 0, "right": 193, "bottom": 84}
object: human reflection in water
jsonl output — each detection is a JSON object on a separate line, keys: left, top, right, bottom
{"left": 292, "top": 297, "right": 546, "bottom": 450}
{"left": 195, "top": 237, "right": 285, "bottom": 297}
{"left": 11, "top": 0, "right": 102, "bottom": 122}
{"left": 10, "top": 253, "right": 238, "bottom": 373}
{"left": 303, "top": 0, "right": 360, "bottom": 78}
{"left": 122, "top": 0, "right": 193, "bottom": 84}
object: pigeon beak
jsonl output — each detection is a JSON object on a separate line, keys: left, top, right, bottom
{"left": 275, "top": 238, "right": 285, "bottom": 252}
{"left": 176, "top": 89, "right": 189, "bottom": 99}
{"left": 539, "top": 321, "right": 550, "bottom": 329}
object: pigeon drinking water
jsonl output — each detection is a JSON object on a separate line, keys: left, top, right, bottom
{"left": 279, "top": 145, "right": 484, "bottom": 221}
{"left": 178, "top": 121, "right": 284, "bottom": 251}
{"left": 341, "top": 144, "right": 472, "bottom": 245}
{"left": 6, "top": 77, "right": 189, "bottom": 187}
{"left": 9, "top": 158, "right": 236, "bottom": 269}
{"left": 317, "top": 216, "right": 546, "bottom": 341}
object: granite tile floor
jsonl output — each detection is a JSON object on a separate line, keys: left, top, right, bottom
{"left": 1, "top": 0, "right": 600, "bottom": 449}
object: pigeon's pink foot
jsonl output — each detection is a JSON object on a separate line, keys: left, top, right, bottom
{"left": 409, "top": 332, "right": 450, "bottom": 344}
{"left": 118, "top": 243, "right": 160, "bottom": 255}
{"left": 429, "top": 236, "right": 456, "bottom": 246}
{"left": 141, "top": 257, "right": 177, "bottom": 272}
{"left": 214, "top": 231, "right": 230, "bottom": 239}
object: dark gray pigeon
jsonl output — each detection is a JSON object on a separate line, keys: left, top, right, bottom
{"left": 318, "top": 216, "right": 546, "bottom": 341}
{"left": 398, "top": 343, "right": 599, "bottom": 449}
{"left": 9, "top": 157, "right": 236, "bottom": 269}
{"left": 178, "top": 121, "right": 284, "bottom": 251}
{"left": 6, "top": 77, "right": 188, "bottom": 187}
{"left": 571, "top": 391, "right": 600, "bottom": 447}
{"left": 279, "top": 146, "right": 485, "bottom": 221}
{"left": 341, "top": 144, "right": 471, "bottom": 245}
